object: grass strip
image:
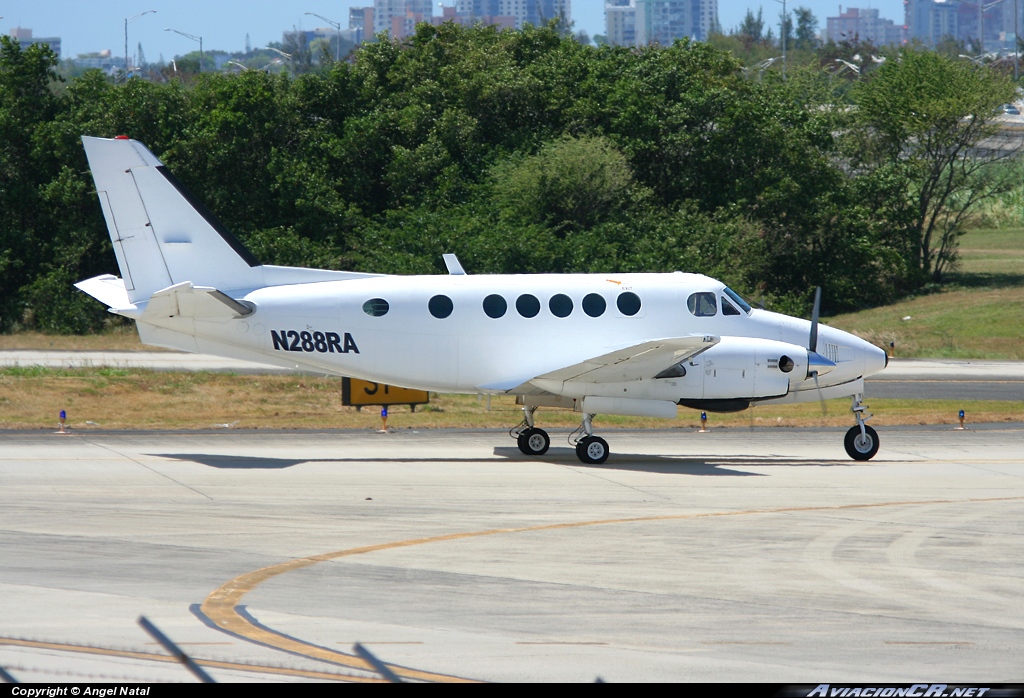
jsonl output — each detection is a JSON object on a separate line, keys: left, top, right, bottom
{"left": 1, "top": 367, "right": 1019, "bottom": 431}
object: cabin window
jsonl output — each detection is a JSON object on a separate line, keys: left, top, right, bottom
{"left": 582, "top": 293, "right": 606, "bottom": 317}
{"left": 549, "top": 293, "right": 573, "bottom": 318}
{"left": 516, "top": 294, "right": 540, "bottom": 318}
{"left": 483, "top": 294, "right": 507, "bottom": 318}
{"left": 687, "top": 292, "right": 717, "bottom": 317}
{"left": 362, "top": 298, "right": 389, "bottom": 317}
{"left": 722, "top": 298, "right": 742, "bottom": 316}
{"left": 723, "top": 287, "right": 752, "bottom": 314}
{"left": 617, "top": 291, "right": 642, "bottom": 316}
{"left": 428, "top": 295, "right": 454, "bottom": 319}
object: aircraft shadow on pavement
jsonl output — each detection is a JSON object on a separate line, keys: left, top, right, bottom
{"left": 154, "top": 452, "right": 554, "bottom": 469}
{"left": 152, "top": 451, "right": 859, "bottom": 473}
{"left": 494, "top": 447, "right": 859, "bottom": 475}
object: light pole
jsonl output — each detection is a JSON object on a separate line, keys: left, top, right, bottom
{"left": 967, "top": 0, "right": 1011, "bottom": 57}
{"left": 262, "top": 47, "right": 293, "bottom": 59}
{"left": 772, "top": 0, "right": 788, "bottom": 79}
{"left": 165, "top": 27, "right": 203, "bottom": 73}
{"left": 741, "top": 57, "right": 779, "bottom": 82}
{"left": 304, "top": 12, "right": 342, "bottom": 62}
{"left": 124, "top": 10, "right": 156, "bottom": 81}
{"left": 834, "top": 58, "right": 861, "bottom": 76}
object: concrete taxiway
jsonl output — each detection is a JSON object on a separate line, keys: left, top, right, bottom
{"left": 1, "top": 427, "right": 1022, "bottom": 682}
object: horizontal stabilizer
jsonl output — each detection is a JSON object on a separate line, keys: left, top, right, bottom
{"left": 141, "top": 282, "right": 253, "bottom": 323}
{"left": 75, "top": 275, "right": 134, "bottom": 312}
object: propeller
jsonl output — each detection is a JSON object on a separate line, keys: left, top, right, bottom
{"left": 808, "top": 286, "right": 828, "bottom": 417}
{"left": 809, "top": 286, "right": 820, "bottom": 354}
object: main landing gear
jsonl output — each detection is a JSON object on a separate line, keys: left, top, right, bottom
{"left": 572, "top": 412, "right": 609, "bottom": 464}
{"left": 511, "top": 407, "right": 609, "bottom": 464}
{"left": 844, "top": 393, "right": 879, "bottom": 461}
{"left": 512, "top": 406, "right": 550, "bottom": 456}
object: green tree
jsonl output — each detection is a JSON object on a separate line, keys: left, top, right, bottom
{"left": 737, "top": 8, "right": 765, "bottom": 48}
{"left": 491, "top": 135, "right": 636, "bottom": 232}
{"left": 794, "top": 7, "right": 819, "bottom": 51}
{"left": 0, "top": 36, "right": 64, "bottom": 329}
{"left": 852, "top": 49, "right": 1020, "bottom": 283}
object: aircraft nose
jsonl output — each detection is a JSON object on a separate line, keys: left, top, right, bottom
{"left": 864, "top": 341, "right": 888, "bottom": 377}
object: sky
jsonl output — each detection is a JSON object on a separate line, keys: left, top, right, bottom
{"left": 3, "top": 1, "right": 907, "bottom": 61}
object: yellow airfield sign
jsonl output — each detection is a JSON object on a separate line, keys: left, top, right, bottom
{"left": 341, "top": 378, "right": 429, "bottom": 408}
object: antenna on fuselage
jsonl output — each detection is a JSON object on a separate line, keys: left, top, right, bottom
{"left": 442, "top": 253, "right": 466, "bottom": 275}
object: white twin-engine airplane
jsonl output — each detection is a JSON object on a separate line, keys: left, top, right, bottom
{"left": 76, "top": 135, "right": 889, "bottom": 464}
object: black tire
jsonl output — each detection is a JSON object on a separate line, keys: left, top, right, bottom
{"left": 575, "top": 436, "right": 610, "bottom": 464}
{"left": 517, "top": 428, "right": 550, "bottom": 456}
{"left": 844, "top": 425, "right": 879, "bottom": 461}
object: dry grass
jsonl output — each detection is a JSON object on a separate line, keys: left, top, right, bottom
{"left": 1, "top": 368, "right": 1019, "bottom": 431}
{"left": 0, "top": 327, "right": 149, "bottom": 351}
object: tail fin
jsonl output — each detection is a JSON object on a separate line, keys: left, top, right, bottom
{"left": 82, "top": 136, "right": 262, "bottom": 304}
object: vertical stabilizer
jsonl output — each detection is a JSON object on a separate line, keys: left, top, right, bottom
{"left": 82, "top": 136, "right": 261, "bottom": 304}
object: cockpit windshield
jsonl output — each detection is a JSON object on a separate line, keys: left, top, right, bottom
{"left": 722, "top": 287, "right": 752, "bottom": 314}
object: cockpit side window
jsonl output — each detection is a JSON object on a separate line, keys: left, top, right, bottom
{"left": 723, "top": 287, "right": 752, "bottom": 314}
{"left": 721, "top": 297, "right": 741, "bottom": 316}
{"left": 686, "top": 292, "right": 717, "bottom": 317}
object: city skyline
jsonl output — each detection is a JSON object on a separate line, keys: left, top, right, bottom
{"left": 5, "top": 1, "right": 907, "bottom": 62}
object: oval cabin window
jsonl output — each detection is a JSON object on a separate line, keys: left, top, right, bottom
{"left": 429, "top": 295, "right": 454, "bottom": 319}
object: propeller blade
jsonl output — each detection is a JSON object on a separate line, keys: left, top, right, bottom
{"left": 813, "top": 372, "right": 827, "bottom": 417}
{"left": 809, "top": 286, "right": 821, "bottom": 353}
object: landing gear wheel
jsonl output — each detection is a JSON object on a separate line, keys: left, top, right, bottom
{"left": 517, "top": 428, "right": 550, "bottom": 456}
{"left": 575, "top": 436, "right": 609, "bottom": 464}
{"left": 844, "top": 425, "right": 879, "bottom": 461}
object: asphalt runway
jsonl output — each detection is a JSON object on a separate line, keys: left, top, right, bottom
{"left": 1, "top": 427, "right": 1022, "bottom": 683}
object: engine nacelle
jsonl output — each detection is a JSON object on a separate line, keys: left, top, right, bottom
{"left": 699, "top": 336, "right": 810, "bottom": 400}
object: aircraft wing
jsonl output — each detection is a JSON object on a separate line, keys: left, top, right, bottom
{"left": 535, "top": 335, "right": 719, "bottom": 384}
{"left": 482, "top": 335, "right": 719, "bottom": 394}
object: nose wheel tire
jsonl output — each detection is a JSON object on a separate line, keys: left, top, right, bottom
{"left": 844, "top": 425, "right": 879, "bottom": 461}
{"left": 575, "top": 436, "right": 609, "bottom": 464}
{"left": 517, "top": 428, "right": 550, "bottom": 456}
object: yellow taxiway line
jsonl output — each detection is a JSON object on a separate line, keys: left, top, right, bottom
{"left": 200, "top": 495, "right": 1023, "bottom": 682}
{"left": 0, "top": 636, "right": 386, "bottom": 682}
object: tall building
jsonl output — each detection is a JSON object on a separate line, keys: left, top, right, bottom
{"left": 374, "top": 0, "right": 434, "bottom": 37}
{"left": 9, "top": 27, "right": 61, "bottom": 57}
{"left": 450, "top": 1, "right": 571, "bottom": 30}
{"left": 349, "top": 7, "right": 375, "bottom": 43}
{"left": 432, "top": 6, "right": 517, "bottom": 31}
{"left": 825, "top": 7, "right": 905, "bottom": 46}
{"left": 604, "top": 0, "right": 717, "bottom": 47}
{"left": 606, "top": 0, "right": 637, "bottom": 45}
{"left": 905, "top": 0, "right": 1017, "bottom": 50}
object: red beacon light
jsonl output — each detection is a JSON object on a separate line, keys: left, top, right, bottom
{"left": 115, "top": 135, "right": 130, "bottom": 140}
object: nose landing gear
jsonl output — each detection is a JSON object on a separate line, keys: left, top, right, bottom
{"left": 844, "top": 393, "right": 879, "bottom": 461}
